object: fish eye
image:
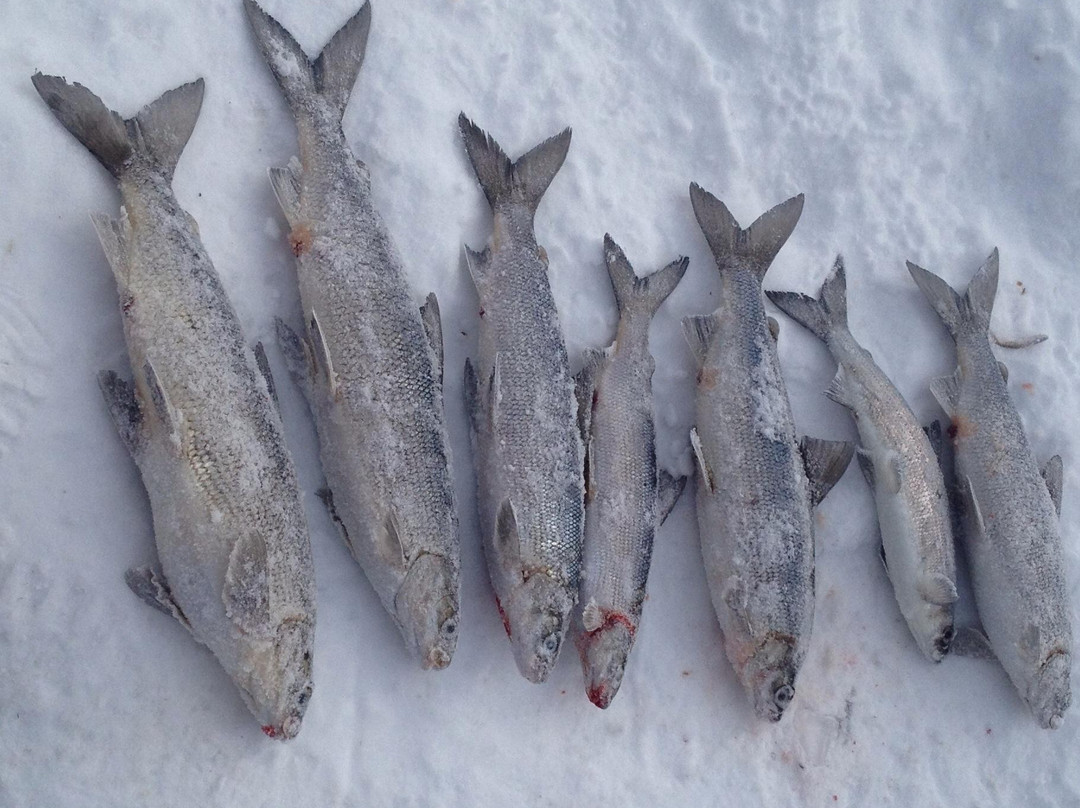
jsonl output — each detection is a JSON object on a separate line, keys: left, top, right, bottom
{"left": 542, "top": 633, "right": 559, "bottom": 654}
{"left": 774, "top": 684, "right": 794, "bottom": 706}
{"left": 297, "top": 686, "right": 311, "bottom": 705}
{"left": 442, "top": 617, "right": 457, "bottom": 635}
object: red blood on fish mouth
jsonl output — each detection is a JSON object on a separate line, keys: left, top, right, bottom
{"left": 262, "top": 725, "right": 278, "bottom": 739}
{"left": 586, "top": 683, "right": 610, "bottom": 708}
{"left": 494, "top": 596, "right": 512, "bottom": 638}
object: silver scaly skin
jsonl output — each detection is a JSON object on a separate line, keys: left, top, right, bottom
{"left": 459, "top": 115, "right": 583, "bottom": 683}
{"left": 245, "top": 1, "right": 460, "bottom": 670}
{"left": 767, "top": 257, "right": 957, "bottom": 662}
{"left": 575, "top": 236, "right": 688, "bottom": 709}
{"left": 908, "top": 251, "right": 1071, "bottom": 728}
{"left": 683, "top": 185, "right": 852, "bottom": 722}
{"left": 32, "top": 74, "right": 315, "bottom": 739}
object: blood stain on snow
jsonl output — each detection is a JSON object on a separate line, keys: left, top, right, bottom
{"left": 1021, "top": 382, "right": 1034, "bottom": 393}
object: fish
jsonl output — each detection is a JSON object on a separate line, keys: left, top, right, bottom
{"left": 31, "top": 73, "right": 316, "bottom": 739}
{"left": 244, "top": 0, "right": 460, "bottom": 670}
{"left": 767, "top": 256, "right": 958, "bottom": 662}
{"left": 458, "top": 114, "right": 583, "bottom": 683}
{"left": 575, "top": 235, "right": 688, "bottom": 709}
{"left": 683, "top": 185, "right": 852, "bottom": 722}
{"left": 908, "top": 250, "right": 1071, "bottom": 728}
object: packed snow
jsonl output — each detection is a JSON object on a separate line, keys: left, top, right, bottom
{"left": 3, "top": 0, "right": 1080, "bottom": 805}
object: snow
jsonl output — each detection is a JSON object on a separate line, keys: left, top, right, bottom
{"left": 3, "top": 0, "right": 1080, "bottom": 805}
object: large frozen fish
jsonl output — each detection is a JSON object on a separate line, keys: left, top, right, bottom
{"left": 244, "top": 1, "right": 460, "bottom": 669}
{"left": 767, "top": 257, "right": 957, "bottom": 661}
{"left": 459, "top": 114, "right": 583, "bottom": 683}
{"left": 908, "top": 251, "right": 1071, "bottom": 728}
{"left": 575, "top": 236, "right": 688, "bottom": 708}
{"left": 32, "top": 74, "right": 315, "bottom": 739}
{"left": 683, "top": 185, "right": 852, "bottom": 722}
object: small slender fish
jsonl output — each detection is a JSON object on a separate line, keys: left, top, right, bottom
{"left": 683, "top": 185, "right": 852, "bottom": 722}
{"left": 909, "top": 250, "right": 1071, "bottom": 728}
{"left": 245, "top": 1, "right": 460, "bottom": 670}
{"left": 32, "top": 74, "right": 315, "bottom": 739}
{"left": 459, "top": 115, "right": 583, "bottom": 683}
{"left": 767, "top": 257, "right": 958, "bottom": 661}
{"left": 575, "top": 236, "right": 688, "bottom": 709}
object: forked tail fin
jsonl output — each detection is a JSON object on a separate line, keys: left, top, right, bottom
{"left": 458, "top": 113, "right": 571, "bottom": 215}
{"left": 907, "top": 249, "right": 998, "bottom": 339}
{"left": 766, "top": 254, "right": 849, "bottom": 342}
{"left": 603, "top": 234, "right": 688, "bottom": 320}
{"left": 244, "top": 0, "right": 371, "bottom": 124}
{"left": 32, "top": 73, "right": 204, "bottom": 181}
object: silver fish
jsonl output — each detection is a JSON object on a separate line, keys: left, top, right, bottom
{"left": 459, "top": 115, "right": 583, "bottom": 683}
{"left": 767, "top": 257, "right": 958, "bottom": 662}
{"left": 575, "top": 236, "right": 688, "bottom": 709}
{"left": 683, "top": 185, "right": 852, "bottom": 722}
{"left": 32, "top": 74, "right": 315, "bottom": 739}
{"left": 245, "top": 1, "right": 460, "bottom": 670}
{"left": 908, "top": 250, "right": 1070, "bottom": 728}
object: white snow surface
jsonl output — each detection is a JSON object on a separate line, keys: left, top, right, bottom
{"left": 4, "top": 0, "right": 1080, "bottom": 805}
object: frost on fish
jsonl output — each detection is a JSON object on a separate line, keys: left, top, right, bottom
{"left": 575, "top": 236, "right": 688, "bottom": 708}
{"left": 908, "top": 250, "right": 1071, "bottom": 728}
{"left": 684, "top": 184, "right": 852, "bottom": 722}
{"left": 245, "top": 0, "right": 460, "bottom": 670}
{"left": 32, "top": 73, "right": 316, "bottom": 739}
{"left": 459, "top": 114, "right": 583, "bottom": 683}
{"left": 767, "top": 256, "right": 957, "bottom": 662}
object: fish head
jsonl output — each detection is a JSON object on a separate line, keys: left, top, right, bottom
{"left": 393, "top": 552, "right": 459, "bottom": 670}
{"left": 508, "top": 571, "right": 575, "bottom": 683}
{"left": 237, "top": 616, "right": 315, "bottom": 741}
{"left": 744, "top": 634, "right": 800, "bottom": 722}
{"left": 1028, "top": 650, "right": 1071, "bottom": 729}
{"left": 577, "top": 610, "right": 635, "bottom": 709}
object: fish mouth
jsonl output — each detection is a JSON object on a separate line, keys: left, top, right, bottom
{"left": 426, "top": 645, "right": 452, "bottom": 670}
{"left": 261, "top": 713, "right": 303, "bottom": 741}
{"left": 933, "top": 625, "right": 955, "bottom": 660}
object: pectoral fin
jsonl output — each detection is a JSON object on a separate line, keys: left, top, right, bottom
{"left": 952, "top": 626, "right": 996, "bottom": 660}
{"left": 690, "top": 427, "right": 714, "bottom": 493}
{"left": 276, "top": 317, "right": 315, "bottom": 402}
{"left": 268, "top": 158, "right": 302, "bottom": 227}
{"left": 856, "top": 447, "right": 875, "bottom": 489}
{"left": 495, "top": 499, "right": 523, "bottom": 569}
{"left": 1018, "top": 623, "right": 1043, "bottom": 664}
{"left": 142, "top": 359, "right": 179, "bottom": 445}
{"left": 308, "top": 309, "right": 340, "bottom": 399}
{"left": 253, "top": 342, "right": 278, "bottom": 409}
{"left": 125, "top": 565, "right": 191, "bottom": 631}
{"left": 375, "top": 511, "right": 408, "bottom": 570}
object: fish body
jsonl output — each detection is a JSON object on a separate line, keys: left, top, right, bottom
{"left": 459, "top": 115, "right": 583, "bottom": 683}
{"left": 909, "top": 251, "right": 1070, "bottom": 728}
{"left": 683, "top": 185, "right": 851, "bottom": 722}
{"left": 575, "top": 236, "right": 688, "bottom": 708}
{"left": 32, "top": 74, "right": 315, "bottom": 739}
{"left": 245, "top": 1, "right": 459, "bottom": 669}
{"left": 767, "top": 257, "right": 957, "bottom": 661}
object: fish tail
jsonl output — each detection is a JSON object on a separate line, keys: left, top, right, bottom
{"left": 602, "top": 235, "right": 688, "bottom": 318}
{"left": 32, "top": 74, "right": 204, "bottom": 180}
{"left": 689, "top": 183, "right": 804, "bottom": 282}
{"left": 244, "top": 0, "right": 371, "bottom": 124}
{"left": 907, "top": 248, "right": 998, "bottom": 338}
{"left": 766, "top": 254, "right": 848, "bottom": 342}
{"left": 458, "top": 113, "right": 572, "bottom": 214}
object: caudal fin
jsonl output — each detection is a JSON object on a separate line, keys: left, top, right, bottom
{"left": 32, "top": 74, "right": 204, "bottom": 180}
{"left": 907, "top": 249, "right": 998, "bottom": 339}
{"left": 458, "top": 113, "right": 571, "bottom": 214}
{"left": 766, "top": 254, "right": 848, "bottom": 342}
{"left": 689, "top": 183, "right": 804, "bottom": 282}
{"left": 603, "top": 235, "right": 688, "bottom": 319}
{"left": 244, "top": 0, "right": 371, "bottom": 123}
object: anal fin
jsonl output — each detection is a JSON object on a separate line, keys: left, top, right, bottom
{"left": 1043, "top": 455, "right": 1063, "bottom": 517}
{"left": 801, "top": 436, "right": 855, "bottom": 507}
{"left": 276, "top": 317, "right": 315, "bottom": 403}
{"left": 952, "top": 626, "right": 996, "bottom": 660}
{"left": 656, "top": 469, "right": 687, "bottom": 526}
{"left": 930, "top": 367, "right": 962, "bottom": 418}
{"left": 253, "top": 342, "right": 278, "bottom": 409}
